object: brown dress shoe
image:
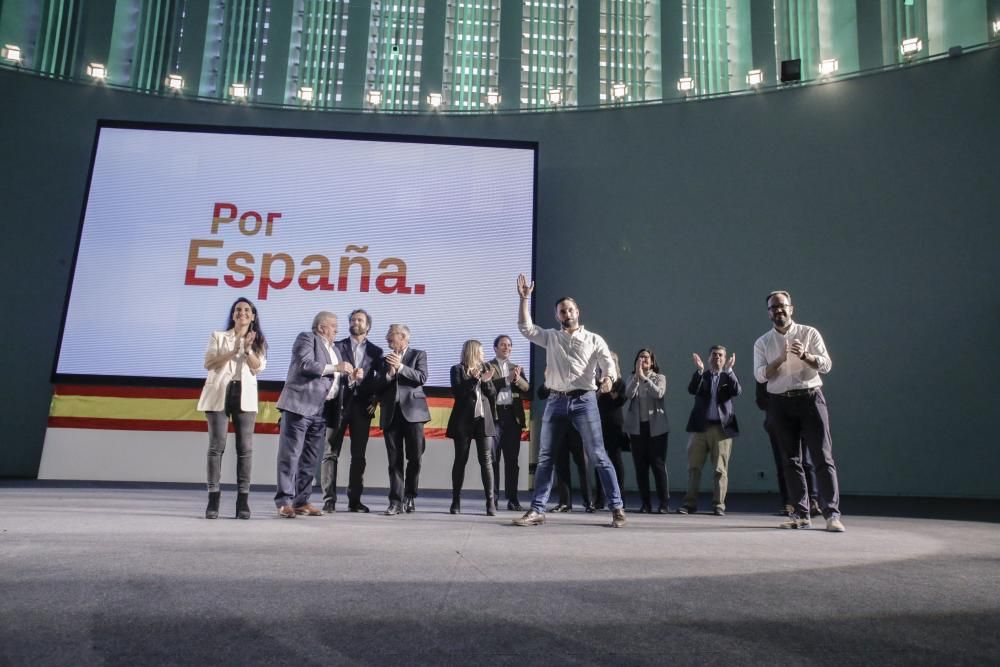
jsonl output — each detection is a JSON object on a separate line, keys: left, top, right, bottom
{"left": 512, "top": 510, "right": 545, "bottom": 526}
{"left": 294, "top": 503, "right": 323, "bottom": 516}
{"left": 277, "top": 505, "right": 296, "bottom": 519}
{"left": 611, "top": 508, "right": 627, "bottom": 528}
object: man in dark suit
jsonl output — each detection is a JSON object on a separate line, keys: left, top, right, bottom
{"left": 320, "top": 308, "right": 383, "bottom": 513}
{"left": 367, "top": 323, "right": 431, "bottom": 515}
{"left": 274, "top": 311, "right": 354, "bottom": 518}
{"left": 486, "top": 335, "right": 530, "bottom": 511}
{"left": 679, "top": 345, "right": 741, "bottom": 516}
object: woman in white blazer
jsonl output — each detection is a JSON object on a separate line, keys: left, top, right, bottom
{"left": 623, "top": 348, "right": 671, "bottom": 514}
{"left": 197, "top": 297, "right": 267, "bottom": 519}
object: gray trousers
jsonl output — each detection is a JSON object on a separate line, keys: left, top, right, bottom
{"left": 206, "top": 410, "right": 256, "bottom": 493}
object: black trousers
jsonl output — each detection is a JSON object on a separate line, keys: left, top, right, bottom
{"left": 631, "top": 422, "right": 669, "bottom": 506}
{"left": 764, "top": 416, "right": 818, "bottom": 506}
{"left": 554, "top": 428, "right": 591, "bottom": 507}
{"left": 384, "top": 410, "right": 425, "bottom": 503}
{"left": 767, "top": 389, "right": 840, "bottom": 519}
{"left": 452, "top": 419, "right": 495, "bottom": 499}
{"left": 593, "top": 424, "right": 626, "bottom": 509}
{"left": 321, "top": 400, "right": 374, "bottom": 506}
{"left": 491, "top": 406, "right": 522, "bottom": 502}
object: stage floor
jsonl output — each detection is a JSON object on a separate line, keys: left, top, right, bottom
{"left": 2, "top": 483, "right": 998, "bottom": 665}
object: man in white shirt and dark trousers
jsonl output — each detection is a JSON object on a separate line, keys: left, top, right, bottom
{"left": 753, "top": 291, "right": 845, "bottom": 532}
{"left": 512, "top": 274, "right": 627, "bottom": 528}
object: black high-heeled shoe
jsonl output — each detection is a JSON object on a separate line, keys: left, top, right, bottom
{"left": 205, "top": 491, "right": 221, "bottom": 520}
{"left": 235, "top": 492, "right": 251, "bottom": 520}
{"left": 449, "top": 497, "right": 461, "bottom": 514}
{"left": 486, "top": 496, "right": 497, "bottom": 517}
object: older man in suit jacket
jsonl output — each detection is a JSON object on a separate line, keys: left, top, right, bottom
{"left": 366, "top": 323, "right": 431, "bottom": 515}
{"left": 320, "top": 308, "right": 383, "bottom": 514}
{"left": 679, "top": 345, "right": 741, "bottom": 516}
{"left": 273, "top": 311, "right": 354, "bottom": 518}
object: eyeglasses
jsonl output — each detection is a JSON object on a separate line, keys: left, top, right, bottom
{"left": 767, "top": 304, "right": 790, "bottom": 311}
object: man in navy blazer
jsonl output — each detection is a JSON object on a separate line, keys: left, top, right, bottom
{"left": 320, "top": 308, "right": 383, "bottom": 513}
{"left": 273, "top": 311, "right": 354, "bottom": 518}
{"left": 365, "top": 323, "right": 431, "bottom": 515}
{"left": 679, "top": 345, "right": 742, "bottom": 516}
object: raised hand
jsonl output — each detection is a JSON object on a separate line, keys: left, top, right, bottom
{"left": 481, "top": 366, "right": 495, "bottom": 382}
{"left": 725, "top": 353, "right": 736, "bottom": 370}
{"left": 692, "top": 353, "right": 704, "bottom": 372}
{"left": 517, "top": 273, "right": 534, "bottom": 299}
{"left": 789, "top": 339, "right": 805, "bottom": 359}
{"left": 244, "top": 330, "right": 257, "bottom": 349}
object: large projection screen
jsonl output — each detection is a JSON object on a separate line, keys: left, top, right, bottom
{"left": 54, "top": 122, "right": 536, "bottom": 388}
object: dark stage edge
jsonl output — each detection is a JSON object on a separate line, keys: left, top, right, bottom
{"left": 1, "top": 483, "right": 999, "bottom": 666}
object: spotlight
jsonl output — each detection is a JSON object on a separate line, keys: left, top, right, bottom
{"left": 547, "top": 88, "right": 563, "bottom": 105}
{"left": 427, "top": 92, "right": 443, "bottom": 108}
{"left": 993, "top": 19, "right": 1000, "bottom": 37}
{"left": 298, "top": 86, "right": 314, "bottom": 102}
{"left": 818, "top": 59, "right": 839, "bottom": 76}
{"left": 165, "top": 74, "right": 184, "bottom": 91}
{"left": 367, "top": 89, "right": 383, "bottom": 106}
{"left": 746, "top": 69, "right": 764, "bottom": 87}
{"left": 676, "top": 76, "right": 695, "bottom": 92}
{"left": 610, "top": 83, "right": 627, "bottom": 100}
{"left": 229, "top": 82, "right": 248, "bottom": 99}
{"left": 86, "top": 63, "right": 107, "bottom": 80}
{"left": 484, "top": 90, "right": 500, "bottom": 106}
{"left": 1, "top": 44, "right": 21, "bottom": 63}
{"left": 900, "top": 37, "right": 922, "bottom": 58}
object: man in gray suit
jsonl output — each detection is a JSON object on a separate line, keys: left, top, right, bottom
{"left": 366, "top": 323, "right": 431, "bottom": 515}
{"left": 273, "top": 311, "right": 354, "bottom": 518}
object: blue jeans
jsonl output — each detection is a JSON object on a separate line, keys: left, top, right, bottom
{"left": 531, "top": 392, "right": 623, "bottom": 512}
{"left": 274, "top": 411, "right": 327, "bottom": 508}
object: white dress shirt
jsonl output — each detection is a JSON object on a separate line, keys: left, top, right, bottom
{"left": 495, "top": 358, "right": 513, "bottom": 406}
{"left": 753, "top": 321, "right": 832, "bottom": 394}
{"left": 322, "top": 339, "right": 341, "bottom": 400}
{"left": 349, "top": 337, "right": 368, "bottom": 388}
{"left": 520, "top": 315, "right": 616, "bottom": 392}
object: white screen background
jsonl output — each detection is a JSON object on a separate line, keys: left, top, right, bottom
{"left": 55, "top": 126, "right": 535, "bottom": 386}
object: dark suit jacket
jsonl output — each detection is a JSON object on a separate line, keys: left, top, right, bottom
{"left": 446, "top": 364, "right": 497, "bottom": 439}
{"left": 324, "top": 337, "right": 383, "bottom": 429}
{"left": 366, "top": 347, "right": 432, "bottom": 427}
{"left": 276, "top": 331, "right": 334, "bottom": 417}
{"left": 685, "top": 369, "right": 742, "bottom": 436}
{"left": 486, "top": 357, "right": 530, "bottom": 428}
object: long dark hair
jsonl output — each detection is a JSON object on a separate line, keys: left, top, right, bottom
{"left": 224, "top": 297, "right": 267, "bottom": 355}
{"left": 633, "top": 348, "right": 659, "bottom": 374}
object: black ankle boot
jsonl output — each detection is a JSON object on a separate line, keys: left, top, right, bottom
{"left": 450, "top": 493, "right": 461, "bottom": 514}
{"left": 205, "top": 491, "right": 221, "bottom": 519}
{"left": 486, "top": 495, "right": 497, "bottom": 517}
{"left": 236, "top": 492, "right": 251, "bottom": 520}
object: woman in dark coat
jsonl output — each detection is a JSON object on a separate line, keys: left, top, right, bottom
{"left": 446, "top": 339, "right": 497, "bottom": 515}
